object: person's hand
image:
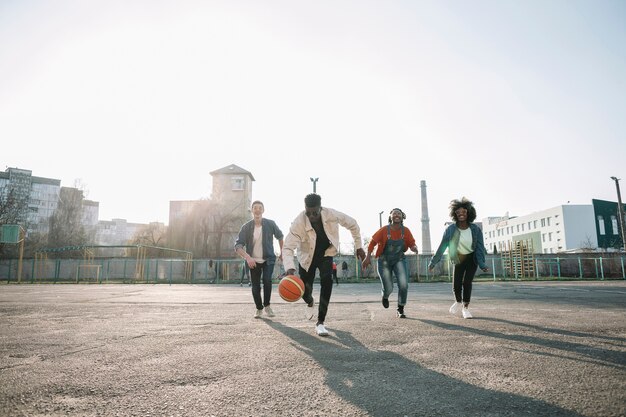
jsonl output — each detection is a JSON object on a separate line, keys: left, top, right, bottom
{"left": 362, "top": 258, "right": 371, "bottom": 269}
{"left": 428, "top": 266, "right": 434, "bottom": 272}
{"left": 246, "top": 257, "right": 256, "bottom": 269}
{"left": 285, "top": 268, "right": 296, "bottom": 276}
{"left": 356, "top": 248, "right": 366, "bottom": 261}
{"left": 481, "top": 267, "right": 489, "bottom": 272}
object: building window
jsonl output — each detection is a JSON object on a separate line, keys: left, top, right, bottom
{"left": 611, "top": 216, "right": 619, "bottom": 235}
{"left": 598, "top": 216, "right": 606, "bottom": 235}
{"left": 547, "top": 217, "right": 551, "bottom": 226}
{"left": 231, "top": 177, "right": 245, "bottom": 191}
{"left": 534, "top": 220, "right": 537, "bottom": 228}
{"left": 521, "top": 224, "right": 525, "bottom": 232}
{"left": 548, "top": 232, "right": 552, "bottom": 241}
{"left": 541, "top": 218, "right": 546, "bottom": 227}
{"left": 542, "top": 233, "right": 546, "bottom": 242}
{"left": 516, "top": 225, "right": 520, "bottom": 232}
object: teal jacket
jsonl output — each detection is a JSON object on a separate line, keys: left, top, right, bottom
{"left": 428, "top": 223, "right": 487, "bottom": 269}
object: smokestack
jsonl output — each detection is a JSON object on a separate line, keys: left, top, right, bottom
{"left": 420, "top": 180, "right": 432, "bottom": 255}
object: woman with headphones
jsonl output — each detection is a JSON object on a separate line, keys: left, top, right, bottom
{"left": 362, "top": 208, "right": 418, "bottom": 318}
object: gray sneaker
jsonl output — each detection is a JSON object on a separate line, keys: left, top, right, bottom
{"left": 264, "top": 306, "right": 275, "bottom": 317}
{"left": 254, "top": 309, "right": 263, "bottom": 319}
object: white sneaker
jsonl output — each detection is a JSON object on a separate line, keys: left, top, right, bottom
{"left": 449, "top": 302, "right": 462, "bottom": 315}
{"left": 264, "top": 306, "right": 275, "bottom": 317}
{"left": 305, "top": 300, "right": 315, "bottom": 320}
{"left": 316, "top": 323, "right": 329, "bottom": 337}
{"left": 254, "top": 309, "right": 263, "bottom": 319}
{"left": 462, "top": 307, "right": 473, "bottom": 319}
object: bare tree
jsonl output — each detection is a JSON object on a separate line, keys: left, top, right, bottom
{"left": 0, "top": 186, "right": 31, "bottom": 258}
{"left": 47, "top": 187, "right": 88, "bottom": 251}
{"left": 131, "top": 222, "right": 167, "bottom": 246}
{"left": 0, "top": 186, "right": 29, "bottom": 225}
{"left": 579, "top": 234, "right": 597, "bottom": 252}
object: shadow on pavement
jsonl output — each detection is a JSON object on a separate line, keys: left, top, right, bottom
{"left": 420, "top": 318, "right": 626, "bottom": 370}
{"left": 265, "top": 320, "right": 581, "bottom": 416}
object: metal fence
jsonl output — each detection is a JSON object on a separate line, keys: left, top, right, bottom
{"left": 1, "top": 254, "right": 624, "bottom": 284}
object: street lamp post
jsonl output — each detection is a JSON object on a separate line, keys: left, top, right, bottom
{"left": 379, "top": 211, "right": 384, "bottom": 228}
{"left": 610, "top": 176, "right": 626, "bottom": 252}
{"left": 310, "top": 177, "right": 319, "bottom": 193}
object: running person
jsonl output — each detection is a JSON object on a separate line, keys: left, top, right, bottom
{"left": 428, "top": 197, "right": 488, "bottom": 319}
{"left": 283, "top": 193, "right": 365, "bottom": 336}
{"left": 362, "top": 208, "right": 418, "bottom": 318}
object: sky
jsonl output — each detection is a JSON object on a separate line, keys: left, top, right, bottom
{"left": 1, "top": 0, "right": 625, "bottom": 252}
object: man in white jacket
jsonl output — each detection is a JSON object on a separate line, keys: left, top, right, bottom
{"left": 283, "top": 193, "right": 366, "bottom": 336}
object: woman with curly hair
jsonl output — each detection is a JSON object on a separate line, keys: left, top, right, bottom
{"left": 362, "top": 208, "right": 418, "bottom": 318}
{"left": 428, "top": 197, "right": 488, "bottom": 319}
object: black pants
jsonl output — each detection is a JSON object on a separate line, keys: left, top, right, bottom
{"left": 299, "top": 256, "right": 333, "bottom": 323}
{"left": 250, "top": 262, "right": 275, "bottom": 310}
{"left": 453, "top": 255, "right": 477, "bottom": 304}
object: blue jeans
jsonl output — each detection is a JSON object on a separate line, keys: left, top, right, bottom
{"left": 250, "top": 262, "right": 275, "bottom": 310}
{"left": 377, "top": 257, "right": 408, "bottom": 306}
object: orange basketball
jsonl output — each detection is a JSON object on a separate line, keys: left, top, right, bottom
{"left": 278, "top": 275, "right": 305, "bottom": 302}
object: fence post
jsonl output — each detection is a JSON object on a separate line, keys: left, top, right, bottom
{"left": 492, "top": 258, "right": 496, "bottom": 281}
{"left": 556, "top": 257, "right": 561, "bottom": 279}
{"left": 600, "top": 257, "right": 604, "bottom": 280}
{"left": 535, "top": 258, "right": 539, "bottom": 279}
{"left": 578, "top": 257, "right": 582, "bottom": 278}
{"left": 622, "top": 257, "right": 625, "bottom": 280}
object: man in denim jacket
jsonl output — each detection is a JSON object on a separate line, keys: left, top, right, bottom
{"left": 235, "top": 201, "right": 284, "bottom": 319}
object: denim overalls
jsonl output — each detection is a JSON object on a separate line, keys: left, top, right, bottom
{"left": 377, "top": 225, "right": 409, "bottom": 306}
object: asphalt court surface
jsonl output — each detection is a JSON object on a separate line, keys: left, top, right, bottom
{"left": 1, "top": 280, "right": 625, "bottom": 416}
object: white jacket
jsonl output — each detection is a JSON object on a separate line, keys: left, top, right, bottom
{"left": 283, "top": 207, "right": 363, "bottom": 272}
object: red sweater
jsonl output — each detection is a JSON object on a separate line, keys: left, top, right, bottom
{"left": 367, "top": 225, "right": 416, "bottom": 257}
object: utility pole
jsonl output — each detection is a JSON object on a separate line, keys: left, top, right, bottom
{"left": 610, "top": 176, "right": 626, "bottom": 252}
{"left": 310, "top": 177, "right": 319, "bottom": 193}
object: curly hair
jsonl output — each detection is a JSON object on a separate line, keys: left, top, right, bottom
{"left": 449, "top": 197, "right": 477, "bottom": 223}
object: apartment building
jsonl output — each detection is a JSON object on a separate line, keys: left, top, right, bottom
{"left": 483, "top": 205, "right": 597, "bottom": 254}
{"left": 0, "top": 167, "right": 61, "bottom": 234}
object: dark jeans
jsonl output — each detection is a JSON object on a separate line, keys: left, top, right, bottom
{"left": 299, "top": 256, "right": 333, "bottom": 324}
{"left": 453, "top": 255, "right": 477, "bottom": 304}
{"left": 250, "top": 262, "right": 275, "bottom": 310}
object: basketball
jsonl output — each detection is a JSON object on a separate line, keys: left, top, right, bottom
{"left": 278, "top": 275, "right": 305, "bottom": 302}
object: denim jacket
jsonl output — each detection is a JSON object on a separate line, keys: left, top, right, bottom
{"left": 234, "top": 218, "right": 284, "bottom": 265}
{"left": 428, "top": 223, "right": 487, "bottom": 269}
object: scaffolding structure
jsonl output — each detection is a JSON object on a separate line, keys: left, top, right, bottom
{"left": 502, "top": 239, "right": 535, "bottom": 279}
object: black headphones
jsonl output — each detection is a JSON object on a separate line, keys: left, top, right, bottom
{"left": 388, "top": 208, "right": 406, "bottom": 223}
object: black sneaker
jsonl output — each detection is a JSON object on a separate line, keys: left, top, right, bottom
{"left": 382, "top": 298, "right": 389, "bottom": 309}
{"left": 397, "top": 306, "right": 406, "bottom": 318}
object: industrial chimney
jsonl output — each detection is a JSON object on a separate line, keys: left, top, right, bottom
{"left": 420, "top": 180, "right": 432, "bottom": 255}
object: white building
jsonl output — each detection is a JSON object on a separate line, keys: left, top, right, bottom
{"left": 95, "top": 218, "right": 145, "bottom": 246}
{"left": 482, "top": 205, "right": 597, "bottom": 254}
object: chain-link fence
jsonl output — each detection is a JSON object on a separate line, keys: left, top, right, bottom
{"left": 1, "top": 254, "right": 624, "bottom": 284}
